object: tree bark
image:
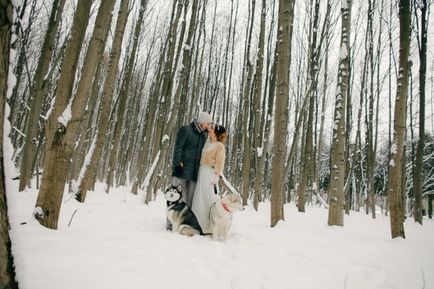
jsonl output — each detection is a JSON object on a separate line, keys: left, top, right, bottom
{"left": 327, "top": 0, "right": 351, "bottom": 227}
{"left": 298, "top": 0, "right": 321, "bottom": 212}
{"left": 315, "top": 8, "right": 332, "bottom": 201}
{"left": 239, "top": 0, "right": 256, "bottom": 206}
{"left": 0, "top": 1, "right": 19, "bottom": 287}
{"left": 271, "top": 0, "right": 294, "bottom": 227}
{"left": 252, "top": 0, "right": 266, "bottom": 211}
{"left": 413, "top": 0, "right": 427, "bottom": 225}
{"left": 365, "top": 0, "right": 376, "bottom": 218}
{"left": 388, "top": 0, "right": 411, "bottom": 239}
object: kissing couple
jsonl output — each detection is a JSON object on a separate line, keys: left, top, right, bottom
{"left": 167, "top": 111, "right": 241, "bottom": 237}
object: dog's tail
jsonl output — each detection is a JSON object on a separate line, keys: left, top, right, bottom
{"left": 179, "top": 224, "right": 212, "bottom": 237}
{"left": 179, "top": 225, "right": 200, "bottom": 237}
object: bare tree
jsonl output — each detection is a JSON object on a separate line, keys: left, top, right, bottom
{"left": 412, "top": 0, "right": 428, "bottom": 225}
{"left": 328, "top": 0, "right": 351, "bottom": 226}
{"left": 240, "top": 0, "right": 256, "bottom": 205}
{"left": 315, "top": 0, "right": 333, "bottom": 205}
{"left": 365, "top": 0, "right": 376, "bottom": 218}
{"left": 0, "top": 1, "right": 19, "bottom": 287}
{"left": 389, "top": 0, "right": 411, "bottom": 239}
{"left": 8, "top": 0, "right": 37, "bottom": 138}
{"left": 297, "top": 0, "right": 322, "bottom": 212}
{"left": 271, "top": 0, "right": 294, "bottom": 227}
{"left": 252, "top": 0, "right": 266, "bottom": 210}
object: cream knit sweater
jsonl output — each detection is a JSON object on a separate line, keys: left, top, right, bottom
{"left": 200, "top": 140, "right": 226, "bottom": 174}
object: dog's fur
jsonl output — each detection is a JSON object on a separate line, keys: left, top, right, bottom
{"left": 165, "top": 185, "right": 205, "bottom": 237}
{"left": 209, "top": 192, "right": 243, "bottom": 241}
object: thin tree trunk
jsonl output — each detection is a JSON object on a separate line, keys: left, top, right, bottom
{"left": 355, "top": 54, "right": 368, "bottom": 212}
{"left": 69, "top": 61, "right": 105, "bottom": 186}
{"left": 189, "top": 1, "right": 207, "bottom": 120}
{"left": 176, "top": 0, "right": 200, "bottom": 126}
{"left": 203, "top": 0, "right": 218, "bottom": 109}
{"left": 18, "top": 0, "right": 66, "bottom": 191}
{"left": 240, "top": 66, "right": 253, "bottom": 204}
{"left": 9, "top": 0, "right": 36, "bottom": 138}
{"left": 366, "top": 0, "right": 376, "bottom": 219}
{"left": 413, "top": 0, "right": 427, "bottom": 225}
{"left": 252, "top": 0, "right": 266, "bottom": 211}
{"left": 328, "top": 0, "right": 351, "bottom": 227}
{"left": 232, "top": 0, "right": 255, "bottom": 191}
{"left": 258, "top": 29, "right": 277, "bottom": 203}
{"left": 271, "top": 0, "right": 294, "bottom": 227}
{"left": 385, "top": 0, "right": 394, "bottom": 218}
{"left": 106, "top": 0, "right": 148, "bottom": 193}
{"left": 222, "top": 0, "right": 235, "bottom": 127}
{"left": 77, "top": 0, "right": 130, "bottom": 202}
{"left": 298, "top": 0, "right": 321, "bottom": 212}
{"left": 0, "top": 1, "right": 19, "bottom": 286}
{"left": 388, "top": 0, "right": 411, "bottom": 239}
{"left": 239, "top": 0, "right": 256, "bottom": 205}
{"left": 315, "top": 23, "right": 331, "bottom": 200}
{"left": 150, "top": 0, "right": 183, "bottom": 163}
{"left": 373, "top": 0, "right": 385, "bottom": 203}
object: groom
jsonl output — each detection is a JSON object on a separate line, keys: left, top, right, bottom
{"left": 169, "top": 112, "right": 213, "bottom": 227}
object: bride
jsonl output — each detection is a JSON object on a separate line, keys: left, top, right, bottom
{"left": 191, "top": 124, "right": 228, "bottom": 234}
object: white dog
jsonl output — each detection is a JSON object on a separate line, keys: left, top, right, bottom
{"left": 209, "top": 192, "right": 243, "bottom": 241}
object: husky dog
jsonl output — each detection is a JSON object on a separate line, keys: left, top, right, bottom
{"left": 165, "top": 185, "right": 205, "bottom": 237}
{"left": 209, "top": 192, "right": 243, "bottom": 241}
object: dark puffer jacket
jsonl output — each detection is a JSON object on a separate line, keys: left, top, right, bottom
{"left": 172, "top": 121, "right": 207, "bottom": 181}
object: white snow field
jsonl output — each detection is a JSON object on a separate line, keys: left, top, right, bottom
{"left": 8, "top": 182, "right": 434, "bottom": 289}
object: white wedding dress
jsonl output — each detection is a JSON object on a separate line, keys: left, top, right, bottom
{"left": 191, "top": 140, "right": 220, "bottom": 233}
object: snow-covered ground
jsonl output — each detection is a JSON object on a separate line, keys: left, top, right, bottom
{"left": 8, "top": 182, "right": 434, "bottom": 289}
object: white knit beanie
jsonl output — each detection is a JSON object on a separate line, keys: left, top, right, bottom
{"left": 197, "top": 111, "right": 213, "bottom": 124}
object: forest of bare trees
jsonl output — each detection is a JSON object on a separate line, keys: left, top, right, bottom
{"left": 1, "top": 0, "right": 434, "bottom": 284}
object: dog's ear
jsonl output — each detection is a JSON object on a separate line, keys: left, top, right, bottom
{"left": 177, "top": 185, "right": 182, "bottom": 192}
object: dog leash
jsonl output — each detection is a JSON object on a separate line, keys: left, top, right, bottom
{"left": 219, "top": 174, "right": 241, "bottom": 196}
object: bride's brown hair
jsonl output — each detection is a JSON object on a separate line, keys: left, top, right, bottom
{"left": 214, "top": 124, "right": 228, "bottom": 143}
